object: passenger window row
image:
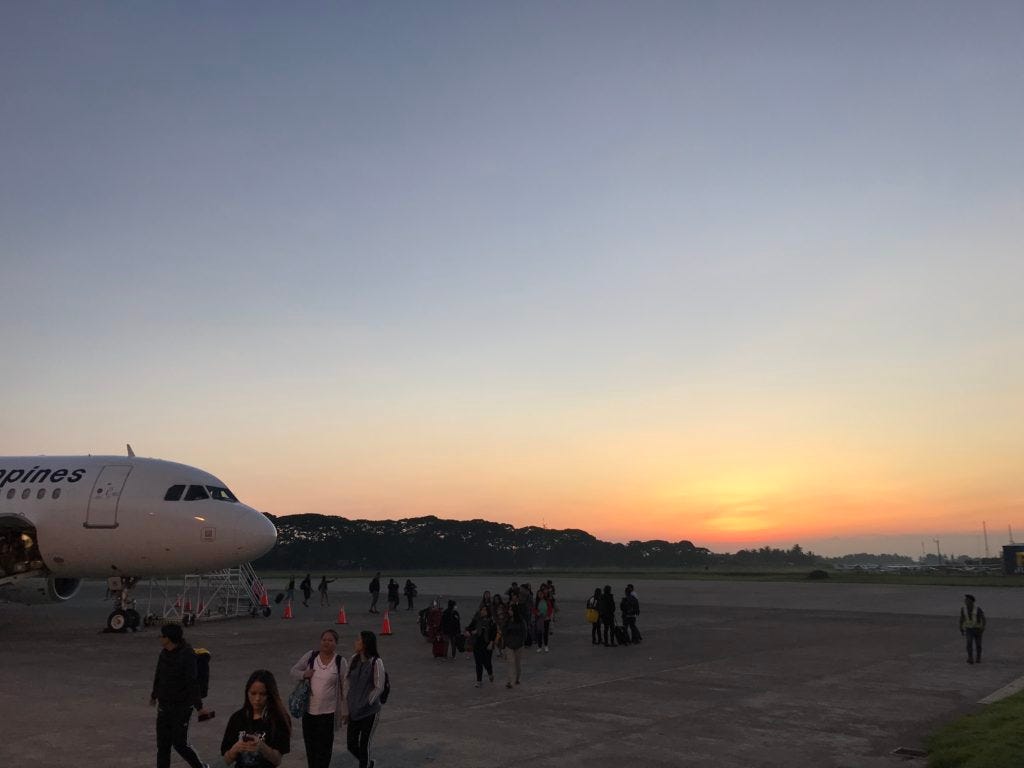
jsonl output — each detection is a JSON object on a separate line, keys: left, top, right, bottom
{"left": 163, "top": 484, "right": 238, "bottom": 503}
{"left": 4, "top": 487, "right": 63, "bottom": 500}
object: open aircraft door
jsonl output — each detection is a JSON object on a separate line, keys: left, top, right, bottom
{"left": 84, "top": 465, "right": 132, "bottom": 529}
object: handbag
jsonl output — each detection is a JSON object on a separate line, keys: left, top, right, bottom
{"left": 287, "top": 650, "right": 317, "bottom": 718}
{"left": 288, "top": 679, "right": 311, "bottom": 719}
{"left": 586, "top": 607, "right": 599, "bottom": 624}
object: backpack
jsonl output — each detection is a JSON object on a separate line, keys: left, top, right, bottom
{"left": 380, "top": 668, "right": 391, "bottom": 705}
{"left": 193, "top": 647, "right": 211, "bottom": 699}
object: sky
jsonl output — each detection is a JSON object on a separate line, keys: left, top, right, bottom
{"left": 1, "top": 2, "right": 1022, "bottom": 557}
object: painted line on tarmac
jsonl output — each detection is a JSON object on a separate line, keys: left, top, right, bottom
{"left": 978, "top": 674, "right": 1024, "bottom": 705}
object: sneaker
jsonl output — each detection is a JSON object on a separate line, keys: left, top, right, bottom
{"left": 505, "top": 682, "right": 512, "bottom": 689}
{"left": 544, "top": 646, "right": 549, "bottom": 653}
{"left": 474, "top": 681, "right": 481, "bottom": 688}
{"left": 536, "top": 646, "right": 543, "bottom": 653}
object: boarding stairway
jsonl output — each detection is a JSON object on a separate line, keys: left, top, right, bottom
{"left": 143, "top": 562, "right": 271, "bottom": 625}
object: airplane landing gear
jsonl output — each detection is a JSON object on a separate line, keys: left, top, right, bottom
{"left": 105, "top": 576, "right": 141, "bottom": 633}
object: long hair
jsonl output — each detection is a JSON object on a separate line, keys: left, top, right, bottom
{"left": 349, "top": 630, "right": 379, "bottom": 672}
{"left": 243, "top": 669, "right": 291, "bottom": 738}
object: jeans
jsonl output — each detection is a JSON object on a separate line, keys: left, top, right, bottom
{"left": 156, "top": 704, "right": 205, "bottom": 768}
{"left": 624, "top": 616, "right": 642, "bottom": 643}
{"left": 965, "top": 628, "right": 983, "bottom": 661}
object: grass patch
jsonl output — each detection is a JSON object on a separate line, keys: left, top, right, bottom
{"left": 926, "top": 689, "right": 1024, "bottom": 767}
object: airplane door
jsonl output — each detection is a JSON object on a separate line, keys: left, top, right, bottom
{"left": 84, "top": 465, "right": 132, "bottom": 528}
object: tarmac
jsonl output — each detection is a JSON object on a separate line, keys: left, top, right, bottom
{"left": 2, "top": 576, "right": 1023, "bottom": 768}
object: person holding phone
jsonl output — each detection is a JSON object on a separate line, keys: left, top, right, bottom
{"left": 221, "top": 669, "right": 290, "bottom": 767}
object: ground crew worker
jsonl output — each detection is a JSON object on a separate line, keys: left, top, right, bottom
{"left": 959, "top": 593, "right": 986, "bottom": 664}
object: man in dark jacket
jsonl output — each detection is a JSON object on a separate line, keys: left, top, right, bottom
{"left": 621, "top": 584, "right": 642, "bottom": 644}
{"left": 150, "top": 624, "right": 212, "bottom": 768}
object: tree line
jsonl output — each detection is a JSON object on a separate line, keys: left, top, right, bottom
{"left": 254, "top": 513, "right": 843, "bottom": 571}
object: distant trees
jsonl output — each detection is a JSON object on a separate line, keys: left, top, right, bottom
{"left": 254, "top": 514, "right": 712, "bottom": 570}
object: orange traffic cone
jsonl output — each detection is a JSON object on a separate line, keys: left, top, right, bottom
{"left": 259, "top": 590, "right": 269, "bottom": 608}
{"left": 380, "top": 610, "right": 393, "bottom": 636}
{"left": 337, "top": 606, "right": 347, "bottom": 625}
{"left": 283, "top": 601, "right": 293, "bottom": 619}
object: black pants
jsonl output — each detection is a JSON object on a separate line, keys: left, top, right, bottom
{"left": 446, "top": 632, "right": 460, "bottom": 658}
{"left": 965, "top": 628, "right": 983, "bottom": 661}
{"left": 473, "top": 643, "right": 494, "bottom": 681}
{"left": 156, "top": 704, "right": 205, "bottom": 768}
{"left": 406, "top": 594, "right": 414, "bottom": 609}
{"left": 624, "top": 616, "right": 642, "bottom": 643}
{"left": 601, "top": 618, "right": 616, "bottom": 646}
{"left": 347, "top": 711, "right": 380, "bottom": 768}
{"left": 302, "top": 711, "right": 336, "bottom": 768}
{"left": 590, "top": 620, "right": 601, "bottom": 644}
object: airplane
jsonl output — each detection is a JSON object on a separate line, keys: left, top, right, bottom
{"left": 0, "top": 447, "right": 277, "bottom": 631}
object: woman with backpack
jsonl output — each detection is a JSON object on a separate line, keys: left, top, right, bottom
{"left": 341, "top": 630, "right": 386, "bottom": 768}
{"left": 221, "top": 669, "right": 291, "bottom": 767}
{"left": 290, "top": 629, "right": 345, "bottom": 768}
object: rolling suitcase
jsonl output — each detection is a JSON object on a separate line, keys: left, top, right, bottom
{"left": 432, "top": 637, "right": 448, "bottom": 658}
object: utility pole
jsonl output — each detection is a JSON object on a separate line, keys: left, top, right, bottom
{"left": 1010, "top": 525, "right": 1016, "bottom": 545}
{"left": 983, "top": 521, "right": 990, "bottom": 558}
{"left": 934, "top": 538, "right": 942, "bottom": 563}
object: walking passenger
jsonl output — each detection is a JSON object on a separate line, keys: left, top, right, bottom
{"left": 150, "top": 624, "right": 213, "bottom": 768}
{"left": 599, "top": 585, "right": 617, "bottom": 647}
{"left": 368, "top": 572, "right": 381, "bottom": 614}
{"left": 621, "top": 584, "right": 642, "bottom": 644}
{"left": 466, "top": 604, "right": 498, "bottom": 687}
{"left": 300, "top": 574, "right": 313, "bottom": 608}
{"left": 404, "top": 578, "right": 418, "bottom": 610}
{"left": 341, "top": 631, "right": 386, "bottom": 768}
{"left": 221, "top": 669, "right": 290, "bottom": 767}
{"left": 501, "top": 601, "right": 527, "bottom": 688}
{"left": 441, "top": 600, "right": 462, "bottom": 660}
{"left": 290, "top": 629, "right": 345, "bottom": 768}
{"left": 587, "top": 588, "right": 602, "bottom": 645}
{"left": 534, "top": 584, "right": 554, "bottom": 652}
{"left": 387, "top": 578, "right": 400, "bottom": 611}
{"left": 317, "top": 576, "right": 335, "bottom": 607}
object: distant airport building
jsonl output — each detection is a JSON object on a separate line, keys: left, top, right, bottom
{"left": 1002, "top": 545, "right": 1024, "bottom": 575}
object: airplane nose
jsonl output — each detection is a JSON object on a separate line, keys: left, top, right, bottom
{"left": 237, "top": 507, "right": 277, "bottom": 560}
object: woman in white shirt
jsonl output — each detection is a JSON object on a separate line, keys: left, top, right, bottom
{"left": 290, "top": 629, "right": 346, "bottom": 768}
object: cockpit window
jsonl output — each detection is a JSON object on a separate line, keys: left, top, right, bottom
{"left": 184, "top": 484, "right": 209, "bottom": 501}
{"left": 164, "top": 485, "right": 185, "bottom": 501}
{"left": 206, "top": 486, "right": 238, "bottom": 502}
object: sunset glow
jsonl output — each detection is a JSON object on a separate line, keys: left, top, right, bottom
{"left": 3, "top": 3, "right": 1022, "bottom": 557}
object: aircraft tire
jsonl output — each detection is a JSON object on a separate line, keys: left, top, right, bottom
{"left": 261, "top": 606, "right": 271, "bottom": 618}
{"left": 107, "top": 610, "right": 127, "bottom": 632}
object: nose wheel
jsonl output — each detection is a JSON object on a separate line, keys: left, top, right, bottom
{"left": 104, "top": 577, "right": 141, "bottom": 632}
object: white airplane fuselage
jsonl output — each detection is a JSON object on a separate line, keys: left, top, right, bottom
{"left": 0, "top": 455, "right": 277, "bottom": 581}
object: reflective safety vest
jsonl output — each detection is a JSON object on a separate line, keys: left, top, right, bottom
{"left": 961, "top": 606, "right": 984, "bottom": 630}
